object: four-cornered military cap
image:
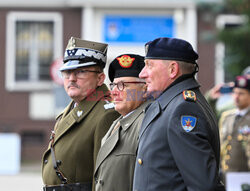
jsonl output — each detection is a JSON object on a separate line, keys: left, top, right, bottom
{"left": 234, "top": 75, "right": 250, "bottom": 90}
{"left": 60, "top": 37, "right": 108, "bottom": 71}
{"left": 108, "top": 54, "right": 145, "bottom": 82}
{"left": 145, "top": 37, "right": 199, "bottom": 64}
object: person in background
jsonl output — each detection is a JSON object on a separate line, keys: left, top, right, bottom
{"left": 133, "top": 37, "right": 225, "bottom": 191}
{"left": 94, "top": 54, "right": 151, "bottom": 191}
{"left": 42, "top": 37, "right": 120, "bottom": 191}
{"left": 206, "top": 66, "right": 250, "bottom": 120}
{"left": 220, "top": 75, "right": 250, "bottom": 181}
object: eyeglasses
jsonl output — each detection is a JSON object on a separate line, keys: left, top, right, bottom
{"left": 110, "top": 81, "right": 146, "bottom": 91}
{"left": 61, "top": 69, "right": 101, "bottom": 79}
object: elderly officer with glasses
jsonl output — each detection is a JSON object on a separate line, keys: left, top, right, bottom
{"left": 42, "top": 37, "right": 120, "bottom": 191}
{"left": 94, "top": 54, "right": 151, "bottom": 191}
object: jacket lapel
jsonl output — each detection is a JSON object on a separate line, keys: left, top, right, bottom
{"left": 94, "top": 121, "right": 120, "bottom": 174}
{"left": 53, "top": 85, "right": 109, "bottom": 145}
{"left": 138, "top": 101, "right": 160, "bottom": 140}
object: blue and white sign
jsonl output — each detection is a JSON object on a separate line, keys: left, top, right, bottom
{"left": 0, "top": 133, "right": 21, "bottom": 174}
{"left": 104, "top": 15, "right": 175, "bottom": 44}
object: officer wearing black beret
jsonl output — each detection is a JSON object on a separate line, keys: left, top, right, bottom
{"left": 94, "top": 54, "right": 151, "bottom": 191}
{"left": 133, "top": 37, "right": 225, "bottom": 191}
{"left": 42, "top": 37, "right": 120, "bottom": 191}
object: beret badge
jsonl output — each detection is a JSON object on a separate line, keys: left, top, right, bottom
{"left": 117, "top": 55, "right": 135, "bottom": 68}
{"left": 238, "top": 77, "right": 247, "bottom": 87}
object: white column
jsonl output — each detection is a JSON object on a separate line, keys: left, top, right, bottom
{"left": 82, "top": 6, "right": 94, "bottom": 40}
{"left": 186, "top": 6, "right": 197, "bottom": 51}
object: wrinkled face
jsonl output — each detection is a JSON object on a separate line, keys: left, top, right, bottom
{"left": 139, "top": 59, "right": 171, "bottom": 98}
{"left": 62, "top": 66, "right": 105, "bottom": 104}
{"left": 232, "top": 88, "right": 250, "bottom": 110}
{"left": 111, "top": 77, "right": 146, "bottom": 116}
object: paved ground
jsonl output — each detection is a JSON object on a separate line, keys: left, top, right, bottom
{"left": 0, "top": 163, "right": 43, "bottom": 191}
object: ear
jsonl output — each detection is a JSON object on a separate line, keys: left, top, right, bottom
{"left": 97, "top": 72, "right": 105, "bottom": 86}
{"left": 168, "top": 61, "right": 179, "bottom": 79}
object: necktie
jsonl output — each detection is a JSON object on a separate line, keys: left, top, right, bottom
{"left": 234, "top": 114, "right": 242, "bottom": 127}
{"left": 111, "top": 121, "right": 120, "bottom": 135}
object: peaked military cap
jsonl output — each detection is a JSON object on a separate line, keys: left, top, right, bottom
{"left": 108, "top": 54, "right": 145, "bottom": 82}
{"left": 234, "top": 75, "right": 250, "bottom": 90}
{"left": 60, "top": 37, "right": 108, "bottom": 71}
{"left": 145, "top": 37, "right": 199, "bottom": 64}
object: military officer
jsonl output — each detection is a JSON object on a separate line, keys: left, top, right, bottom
{"left": 220, "top": 75, "right": 250, "bottom": 177}
{"left": 42, "top": 37, "right": 120, "bottom": 191}
{"left": 133, "top": 37, "right": 225, "bottom": 191}
{"left": 94, "top": 54, "right": 151, "bottom": 191}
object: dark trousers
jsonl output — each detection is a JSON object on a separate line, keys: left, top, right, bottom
{"left": 43, "top": 183, "right": 92, "bottom": 191}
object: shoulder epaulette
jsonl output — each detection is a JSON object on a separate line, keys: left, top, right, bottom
{"left": 182, "top": 90, "right": 196, "bottom": 102}
{"left": 221, "top": 108, "right": 237, "bottom": 119}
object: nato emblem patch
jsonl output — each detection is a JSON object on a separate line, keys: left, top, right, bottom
{"left": 181, "top": 115, "right": 197, "bottom": 132}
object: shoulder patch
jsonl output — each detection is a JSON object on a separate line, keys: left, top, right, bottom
{"left": 181, "top": 115, "right": 197, "bottom": 132}
{"left": 182, "top": 90, "right": 196, "bottom": 102}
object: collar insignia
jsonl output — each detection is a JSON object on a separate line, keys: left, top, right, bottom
{"left": 116, "top": 55, "right": 135, "bottom": 68}
{"left": 104, "top": 102, "right": 115, "bottom": 110}
{"left": 77, "top": 110, "right": 83, "bottom": 117}
{"left": 181, "top": 115, "right": 197, "bottom": 132}
{"left": 183, "top": 90, "right": 196, "bottom": 102}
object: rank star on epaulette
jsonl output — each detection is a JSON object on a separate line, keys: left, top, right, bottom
{"left": 182, "top": 90, "right": 196, "bottom": 102}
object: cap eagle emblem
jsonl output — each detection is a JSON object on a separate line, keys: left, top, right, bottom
{"left": 116, "top": 55, "right": 135, "bottom": 68}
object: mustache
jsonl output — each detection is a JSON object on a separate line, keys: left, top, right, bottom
{"left": 67, "top": 82, "right": 79, "bottom": 89}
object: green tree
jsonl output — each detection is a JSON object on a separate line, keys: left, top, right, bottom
{"left": 217, "top": 0, "right": 250, "bottom": 79}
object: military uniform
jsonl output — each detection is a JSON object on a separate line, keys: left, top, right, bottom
{"left": 133, "top": 77, "right": 224, "bottom": 191}
{"left": 94, "top": 53, "right": 148, "bottom": 191}
{"left": 133, "top": 37, "right": 225, "bottom": 191}
{"left": 220, "top": 108, "right": 250, "bottom": 172}
{"left": 42, "top": 84, "right": 120, "bottom": 187}
{"left": 42, "top": 37, "right": 120, "bottom": 191}
{"left": 94, "top": 101, "right": 150, "bottom": 191}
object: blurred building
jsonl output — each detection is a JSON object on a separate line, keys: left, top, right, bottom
{"left": 0, "top": 0, "right": 238, "bottom": 162}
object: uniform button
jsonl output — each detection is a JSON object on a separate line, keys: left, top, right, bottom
{"left": 138, "top": 158, "right": 143, "bottom": 165}
{"left": 226, "top": 145, "right": 232, "bottom": 151}
{"left": 224, "top": 164, "right": 229, "bottom": 170}
{"left": 225, "top": 155, "right": 230, "bottom": 160}
{"left": 44, "top": 159, "right": 48, "bottom": 164}
{"left": 237, "top": 134, "right": 243, "bottom": 141}
{"left": 227, "top": 135, "right": 232, "bottom": 141}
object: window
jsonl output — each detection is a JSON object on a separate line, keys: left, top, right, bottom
{"left": 215, "top": 15, "right": 247, "bottom": 84}
{"left": 6, "top": 12, "right": 63, "bottom": 91}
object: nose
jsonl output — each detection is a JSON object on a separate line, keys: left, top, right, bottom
{"left": 68, "top": 72, "right": 77, "bottom": 81}
{"left": 111, "top": 86, "right": 119, "bottom": 96}
{"left": 139, "top": 67, "right": 147, "bottom": 79}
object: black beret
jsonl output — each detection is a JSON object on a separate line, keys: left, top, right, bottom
{"left": 234, "top": 75, "right": 250, "bottom": 90}
{"left": 145, "top": 37, "right": 199, "bottom": 64}
{"left": 108, "top": 54, "right": 145, "bottom": 82}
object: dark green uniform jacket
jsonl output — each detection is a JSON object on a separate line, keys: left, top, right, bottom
{"left": 94, "top": 100, "right": 151, "bottom": 191}
{"left": 42, "top": 84, "right": 120, "bottom": 186}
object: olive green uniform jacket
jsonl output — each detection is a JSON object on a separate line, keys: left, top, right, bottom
{"left": 42, "top": 84, "right": 120, "bottom": 186}
{"left": 94, "top": 101, "right": 150, "bottom": 191}
{"left": 220, "top": 108, "right": 250, "bottom": 173}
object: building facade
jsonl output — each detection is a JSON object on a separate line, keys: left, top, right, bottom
{"left": 0, "top": 0, "right": 225, "bottom": 162}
